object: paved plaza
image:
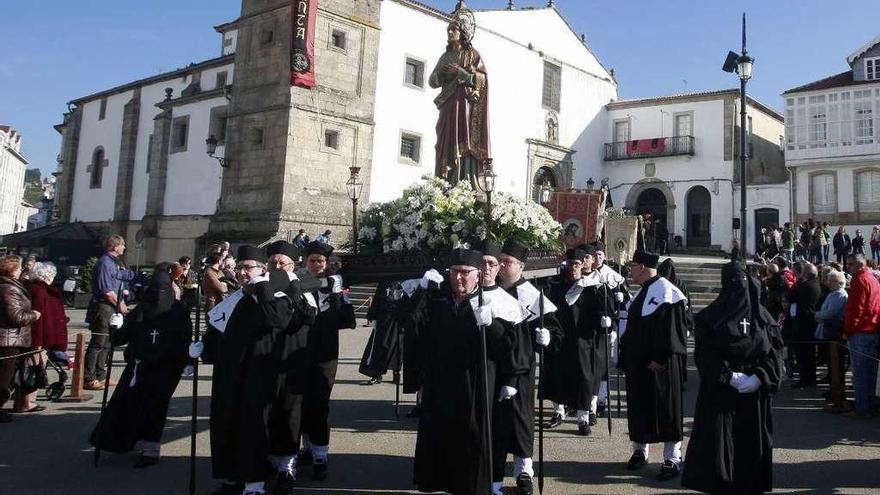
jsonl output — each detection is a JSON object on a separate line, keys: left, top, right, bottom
{"left": 2, "top": 310, "right": 879, "bottom": 495}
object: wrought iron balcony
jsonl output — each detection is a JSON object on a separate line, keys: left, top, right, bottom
{"left": 604, "top": 135, "right": 695, "bottom": 161}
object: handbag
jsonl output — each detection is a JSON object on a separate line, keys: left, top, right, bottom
{"left": 13, "top": 354, "right": 49, "bottom": 392}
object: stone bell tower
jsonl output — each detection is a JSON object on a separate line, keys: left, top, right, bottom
{"left": 208, "top": 0, "right": 381, "bottom": 244}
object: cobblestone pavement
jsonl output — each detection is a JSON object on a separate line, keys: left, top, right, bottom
{"left": 3, "top": 311, "right": 879, "bottom": 494}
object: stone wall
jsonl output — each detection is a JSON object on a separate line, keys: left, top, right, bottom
{"left": 55, "top": 108, "right": 83, "bottom": 223}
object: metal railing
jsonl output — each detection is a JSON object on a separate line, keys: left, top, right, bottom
{"left": 604, "top": 135, "right": 695, "bottom": 161}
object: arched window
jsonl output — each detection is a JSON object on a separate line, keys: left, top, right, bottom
{"left": 532, "top": 166, "right": 556, "bottom": 203}
{"left": 90, "top": 147, "right": 106, "bottom": 189}
{"left": 809, "top": 172, "right": 835, "bottom": 214}
{"left": 856, "top": 169, "right": 880, "bottom": 214}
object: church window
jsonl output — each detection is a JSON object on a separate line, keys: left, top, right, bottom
{"left": 331, "top": 29, "right": 347, "bottom": 51}
{"left": 810, "top": 172, "right": 836, "bottom": 214}
{"left": 171, "top": 116, "right": 189, "bottom": 153}
{"left": 856, "top": 169, "right": 880, "bottom": 214}
{"left": 324, "top": 129, "right": 339, "bottom": 150}
{"left": 209, "top": 106, "right": 228, "bottom": 145}
{"left": 399, "top": 132, "right": 421, "bottom": 164}
{"left": 146, "top": 134, "right": 154, "bottom": 174}
{"left": 404, "top": 57, "right": 425, "bottom": 88}
{"left": 89, "top": 147, "right": 105, "bottom": 189}
{"left": 251, "top": 127, "right": 265, "bottom": 147}
{"left": 542, "top": 61, "right": 561, "bottom": 112}
{"left": 260, "top": 28, "right": 274, "bottom": 46}
{"left": 98, "top": 98, "right": 107, "bottom": 120}
{"left": 215, "top": 71, "right": 228, "bottom": 90}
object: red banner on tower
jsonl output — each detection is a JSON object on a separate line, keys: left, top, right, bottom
{"left": 290, "top": 0, "right": 317, "bottom": 88}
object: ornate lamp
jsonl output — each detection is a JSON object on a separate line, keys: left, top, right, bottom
{"left": 586, "top": 177, "right": 595, "bottom": 190}
{"left": 346, "top": 166, "right": 364, "bottom": 253}
{"left": 205, "top": 135, "right": 228, "bottom": 168}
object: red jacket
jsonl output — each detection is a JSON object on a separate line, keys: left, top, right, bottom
{"left": 843, "top": 267, "right": 880, "bottom": 338}
{"left": 26, "top": 280, "right": 69, "bottom": 351}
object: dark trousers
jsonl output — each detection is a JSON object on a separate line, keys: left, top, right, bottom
{"left": 0, "top": 348, "right": 21, "bottom": 409}
{"left": 84, "top": 303, "right": 114, "bottom": 382}
{"left": 302, "top": 360, "right": 338, "bottom": 447}
{"left": 268, "top": 388, "right": 304, "bottom": 456}
{"left": 794, "top": 342, "right": 817, "bottom": 385}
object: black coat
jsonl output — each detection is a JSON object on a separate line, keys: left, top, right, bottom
{"left": 793, "top": 279, "right": 822, "bottom": 341}
{"left": 833, "top": 233, "right": 852, "bottom": 255}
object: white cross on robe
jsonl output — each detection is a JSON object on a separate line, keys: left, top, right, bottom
{"left": 150, "top": 329, "right": 159, "bottom": 344}
{"left": 739, "top": 318, "right": 750, "bottom": 336}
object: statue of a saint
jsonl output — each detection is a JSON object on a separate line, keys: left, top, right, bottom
{"left": 429, "top": 5, "right": 490, "bottom": 185}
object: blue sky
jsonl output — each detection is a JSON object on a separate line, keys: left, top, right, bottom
{"left": 1, "top": 0, "right": 877, "bottom": 176}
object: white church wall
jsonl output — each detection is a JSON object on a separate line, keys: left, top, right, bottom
{"left": 70, "top": 89, "right": 133, "bottom": 222}
{"left": 163, "top": 97, "right": 226, "bottom": 216}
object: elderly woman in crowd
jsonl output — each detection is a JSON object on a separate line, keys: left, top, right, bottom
{"left": 18, "top": 262, "right": 70, "bottom": 412}
{"left": 0, "top": 255, "right": 41, "bottom": 423}
{"left": 815, "top": 270, "right": 849, "bottom": 392}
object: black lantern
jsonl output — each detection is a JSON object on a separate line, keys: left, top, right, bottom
{"left": 205, "top": 135, "right": 228, "bottom": 168}
{"left": 586, "top": 177, "right": 595, "bottom": 190}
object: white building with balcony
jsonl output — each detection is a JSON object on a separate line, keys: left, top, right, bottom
{"left": 785, "top": 35, "right": 880, "bottom": 232}
{"left": 0, "top": 126, "right": 30, "bottom": 235}
{"left": 603, "top": 90, "right": 787, "bottom": 253}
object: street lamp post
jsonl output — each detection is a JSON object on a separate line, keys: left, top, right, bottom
{"left": 346, "top": 166, "right": 364, "bottom": 253}
{"left": 477, "top": 158, "right": 497, "bottom": 233}
{"left": 723, "top": 13, "right": 754, "bottom": 260}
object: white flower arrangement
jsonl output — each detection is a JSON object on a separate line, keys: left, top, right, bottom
{"left": 356, "top": 176, "right": 562, "bottom": 254}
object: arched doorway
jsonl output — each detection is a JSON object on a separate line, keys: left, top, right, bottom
{"left": 636, "top": 188, "right": 668, "bottom": 252}
{"left": 686, "top": 186, "right": 712, "bottom": 247}
{"left": 532, "top": 166, "right": 557, "bottom": 203}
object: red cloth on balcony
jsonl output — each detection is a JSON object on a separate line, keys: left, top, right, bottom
{"left": 627, "top": 137, "right": 667, "bottom": 156}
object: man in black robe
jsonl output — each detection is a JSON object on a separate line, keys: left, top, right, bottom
{"left": 199, "top": 245, "right": 296, "bottom": 495}
{"left": 619, "top": 250, "right": 688, "bottom": 481}
{"left": 543, "top": 246, "right": 613, "bottom": 436}
{"left": 591, "top": 241, "right": 629, "bottom": 419}
{"left": 495, "top": 239, "right": 560, "bottom": 495}
{"left": 264, "top": 240, "right": 318, "bottom": 493}
{"left": 683, "top": 262, "right": 784, "bottom": 494}
{"left": 359, "top": 280, "right": 405, "bottom": 384}
{"left": 296, "top": 241, "right": 356, "bottom": 481}
{"left": 658, "top": 258, "right": 695, "bottom": 386}
{"left": 89, "top": 263, "right": 191, "bottom": 468}
{"left": 410, "top": 248, "right": 520, "bottom": 495}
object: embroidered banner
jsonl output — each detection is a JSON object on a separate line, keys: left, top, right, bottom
{"left": 291, "top": 0, "right": 317, "bottom": 88}
{"left": 548, "top": 190, "right": 605, "bottom": 249}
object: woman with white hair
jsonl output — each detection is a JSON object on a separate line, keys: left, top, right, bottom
{"left": 815, "top": 270, "right": 849, "bottom": 394}
{"left": 21, "top": 261, "right": 70, "bottom": 411}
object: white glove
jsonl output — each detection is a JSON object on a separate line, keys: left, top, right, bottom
{"left": 475, "top": 306, "right": 493, "bottom": 326}
{"left": 420, "top": 269, "right": 444, "bottom": 289}
{"left": 535, "top": 327, "right": 551, "bottom": 347}
{"left": 182, "top": 365, "right": 194, "bottom": 377}
{"left": 600, "top": 316, "right": 612, "bottom": 329}
{"left": 615, "top": 292, "right": 624, "bottom": 303}
{"left": 188, "top": 342, "right": 204, "bottom": 359}
{"left": 728, "top": 372, "right": 748, "bottom": 390}
{"left": 736, "top": 374, "right": 761, "bottom": 394}
{"left": 328, "top": 275, "right": 344, "bottom": 294}
{"left": 109, "top": 313, "right": 124, "bottom": 329}
{"left": 498, "top": 385, "right": 518, "bottom": 401}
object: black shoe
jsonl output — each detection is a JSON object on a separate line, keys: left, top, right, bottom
{"left": 274, "top": 471, "right": 295, "bottom": 495}
{"left": 545, "top": 413, "right": 564, "bottom": 429}
{"left": 133, "top": 455, "right": 159, "bottom": 469}
{"left": 626, "top": 451, "right": 648, "bottom": 471}
{"left": 588, "top": 412, "right": 598, "bottom": 426}
{"left": 405, "top": 406, "right": 421, "bottom": 418}
{"left": 213, "top": 482, "right": 244, "bottom": 495}
{"left": 296, "top": 449, "right": 313, "bottom": 467}
{"left": 577, "top": 421, "right": 591, "bottom": 436}
{"left": 596, "top": 403, "right": 606, "bottom": 418}
{"left": 656, "top": 460, "right": 681, "bottom": 481}
{"left": 312, "top": 459, "right": 328, "bottom": 481}
{"left": 360, "top": 377, "right": 383, "bottom": 385}
{"left": 516, "top": 472, "right": 533, "bottom": 495}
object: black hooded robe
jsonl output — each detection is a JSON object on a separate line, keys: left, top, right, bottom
{"left": 359, "top": 281, "right": 405, "bottom": 380}
{"left": 658, "top": 259, "right": 695, "bottom": 385}
{"left": 619, "top": 275, "right": 688, "bottom": 445}
{"left": 682, "top": 263, "right": 784, "bottom": 494}
{"left": 202, "top": 279, "right": 294, "bottom": 483}
{"left": 89, "top": 297, "right": 191, "bottom": 454}
{"left": 410, "top": 284, "right": 514, "bottom": 495}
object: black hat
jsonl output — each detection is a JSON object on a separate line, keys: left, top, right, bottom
{"left": 472, "top": 238, "right": 501, "bottom": 259}
{"left": 566, "top": 248, "right": 587, "bottom": 261}
{"left": 501, "top": 239, "right": 529, "bottom": 263}
{"left": 266, "top": 240, "right": 300, "bottom": 260}
{"left": 449, "top": 248, "right": 483, "bottom": 269}
{"left": 632, "top": 250, "right": 660, "bottom": 268}
{"left": 582, "top": 244, "right": 597, "bottom": 256}
{"left": 591, "top": 241, "right": 606, "bottom": 253}
{"left": 305, "top": 240, "right": 334, "bottom": 258}
{"left": 237, "top": 245, "right": 265, "bottom": 263}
